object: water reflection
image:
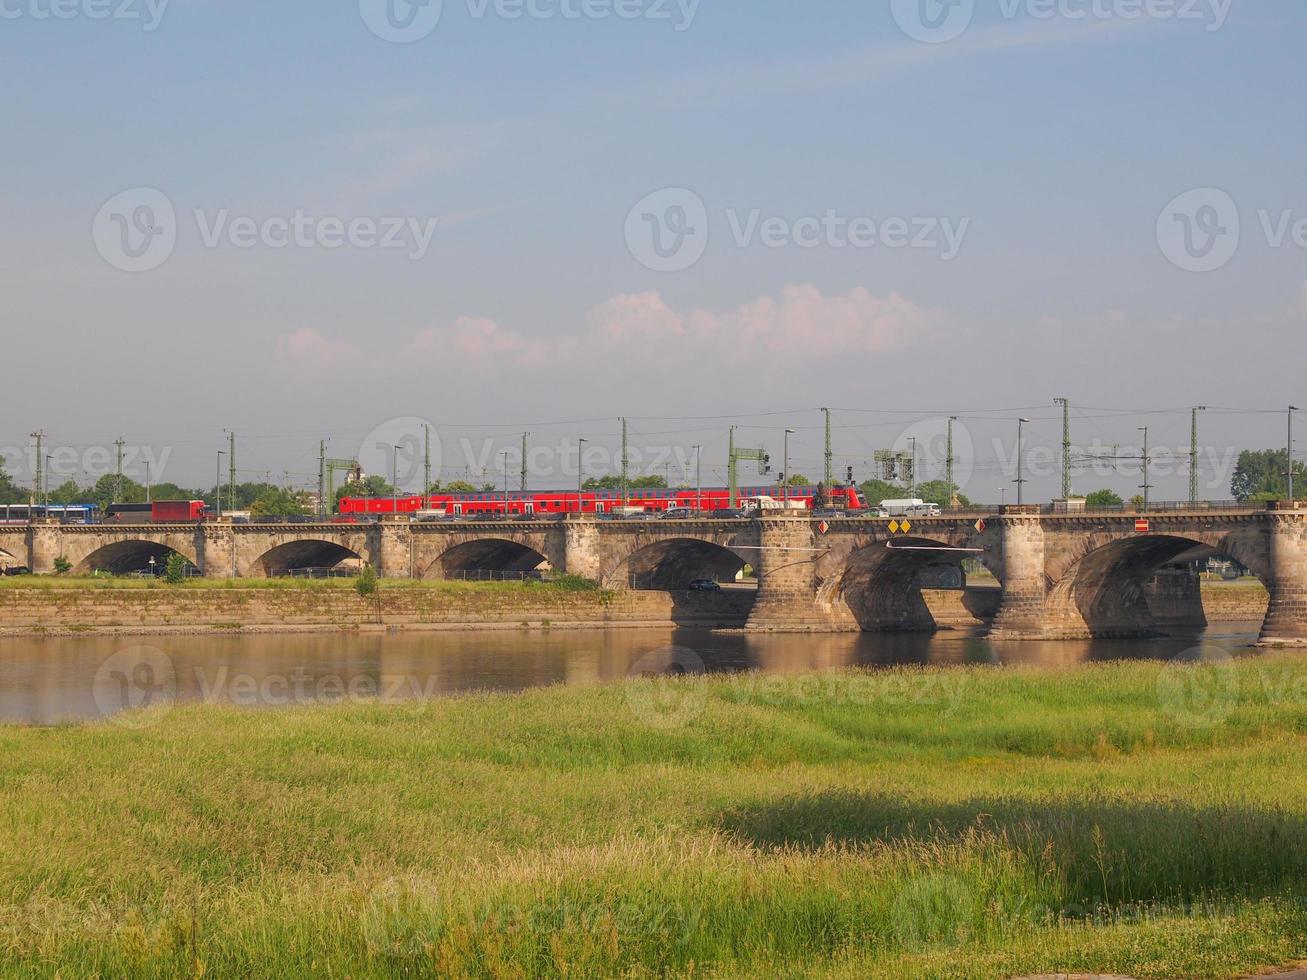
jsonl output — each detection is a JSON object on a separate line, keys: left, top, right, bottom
{"left": 0, "top": 622, "right": 1264, "bottom": 725}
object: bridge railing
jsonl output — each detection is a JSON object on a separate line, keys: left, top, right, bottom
{"left": 445, "top": 569, "right": 546, "bottom": 583}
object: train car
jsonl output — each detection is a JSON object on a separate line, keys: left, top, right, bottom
{"left": 338, "top": 485, "right": 865, "bottom": 518}
{"left": 0, "top": 503, "right": 99, "bottom": 525}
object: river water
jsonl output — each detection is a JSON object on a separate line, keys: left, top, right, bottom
{"left": 0, "top": 623, "right": 1264, "bottom": 725}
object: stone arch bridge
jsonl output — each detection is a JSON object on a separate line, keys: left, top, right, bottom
{"left": 2, "top": 504, "right": 1304, "bottom": 643}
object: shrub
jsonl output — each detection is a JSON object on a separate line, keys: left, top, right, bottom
{"left": 355, "top": 564, "right": 379, "bottom": 598}
{"left": 52, "top": 556, "right": 71, "bottom": 576}
{"left": 164, "top": 553, "right": 187, "bottom": 585}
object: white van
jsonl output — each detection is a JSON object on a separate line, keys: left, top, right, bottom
{"left": 879, "top": 498, "right": 924, "bottom": 517}
{"left": 906, "top": 502, "right": 942, "bottom": 517}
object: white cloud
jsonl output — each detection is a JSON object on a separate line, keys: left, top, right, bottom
{"left": 275, "top": 328, "right": 358, "bottom": 368}
{"left": 277, "top": 284, "right": 939, "bottom": 376}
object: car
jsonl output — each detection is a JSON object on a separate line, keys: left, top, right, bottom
{"left": 688, "top": 579, "right": 721, "bottom": 591}
{"left": 662, "top": 507, "right": 693, "bottom": 519}
{"left": 710, "top": 508, "right": 746, "bottom": 518}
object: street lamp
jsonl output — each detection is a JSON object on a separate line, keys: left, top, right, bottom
{"left": 692, "top": 445, "right": 702, "bottom": 514}
{"left": 501, "top": 449, "right": 511, "bottom": 514}
{"left": 783, "top": 429, "right": 795, "bottom": 502}
{"left": 391, "top": 445, "right": 402, "bottom": 514}
{"left": 1138, "top": 426, "right": 1151, "bottom": 508}
{"left": 43, "top": 455, "right": 52, "bottom": 510}
{"left": 1289, "top": 407, "right": 1300, "bottom": 501}
{"left": 1015, "top": 419, "right": 1030, "bottom": 505}
{"left": 215, "top": 451, "right": 225, "bottom": 519}
{"left": 908, "top": 436, "right": 917, "bottom": 497}
{"left": 576, "top": 438, "right": 588, "bottom": 511}
{"left": 1000, "top": 487, "right": 1007, "bottom": 507}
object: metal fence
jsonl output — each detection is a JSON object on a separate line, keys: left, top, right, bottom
{"left": 445, "top": 569, "right": 546, "bottom": 583}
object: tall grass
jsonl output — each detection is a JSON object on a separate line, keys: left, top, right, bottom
{"left": 0, "top": 655, "right": 1305, "bottom": 977}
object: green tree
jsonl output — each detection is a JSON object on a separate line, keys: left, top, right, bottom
{"left": 47, "top": 480, "right": 87, "bottom": 505}
{"left": 151, "top": 482, "right": 202, "bottom": 502}
{"left": 582, "top": 475, "right": 668, "bottom": 490}
{"left": 858, "top": 479, "right": 901, "bottom": 506}
{"left": 333, "top": 476, "right": 397, "bottom": 507}
{"left": 784, "top": 474, "right": 811, "bottom": 487}
{"left": 164, "top": 552, "right": 188, "bottom": 584}
{"left": 0, "top": 461, "right": 26, "bottom": 505}
{"left": 88, "top": 474, "right": 146, "bottom": 511}
{"left": 1231, "top": 449, "right": 1307, "bottom": 501}
{"left": 355, "top": 563, "right": 378, "bottom": 598}
{"left": 250, "top": 487, "right": 308, "bottom": 518}
{"left": 1084, "top": 488, "right": 1124, "bottom": 507}
{"left": 916, "top": 480, "right": 971, "bottom": 508}
{"left": 441, "top": 480, "right": 479, "bottom": 494}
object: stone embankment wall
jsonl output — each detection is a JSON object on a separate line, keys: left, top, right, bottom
{"left": 0, "top": 588, "right": 755, "bottom": 636}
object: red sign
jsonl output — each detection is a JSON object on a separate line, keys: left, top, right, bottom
{"left": 1135, "top": 519, "right": 1150, "bottom": 533}
{"left": 973, "top": 519, "right": 986, "bottom": 533}
{"left": 817, "top": 520, "right": 830, "bottom": 535}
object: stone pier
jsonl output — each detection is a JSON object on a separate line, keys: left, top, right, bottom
{"left": 1259, "top": 502, "right": 1307, "bottom": 645}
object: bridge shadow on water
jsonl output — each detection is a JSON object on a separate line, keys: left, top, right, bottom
{"left": 665, "top": 624, "right": 1264, "bottom": 678}
{"left": 717, "top": 790, "right": 1307, "bottom": 911}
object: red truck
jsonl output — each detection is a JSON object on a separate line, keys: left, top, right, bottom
{"left": 107, "top": 501, "right": 209, "bottom": 523}
{"left": 151, "top": 500, "right": 209, "bottom": 522}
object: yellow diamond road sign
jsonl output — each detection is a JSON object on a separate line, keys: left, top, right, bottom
{"left": 901, "top": 520, "right": 912, "bottom": 533}
{"left": 888, "top": 520, "right": 900, "bottom": 534}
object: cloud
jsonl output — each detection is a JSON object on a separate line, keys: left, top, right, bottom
{"left": 275, "top": 328, "right": 358, "bottom": 368}
{"left": 408, "top": 315, "right": 556, "bottom": 367}
{"left": 277, "top": 285, "right": 939, "bottom": 376}
{"left": 586, "top": 285, "right": 933, "bottom": 358}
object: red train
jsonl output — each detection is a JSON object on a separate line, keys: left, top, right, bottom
{"left": 339, "top": 485, "right": 865, "bottom": 518}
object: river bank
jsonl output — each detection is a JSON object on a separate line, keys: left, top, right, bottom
{"left": 0, "top": 579, "right": 1271, "bottom": 637}
{"left": 1, "top": 654, "right": 1305, "bottom": 977}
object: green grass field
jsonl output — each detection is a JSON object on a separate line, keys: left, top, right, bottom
{"left": 1, "top": 653, "right": 1306, "bottom": 977}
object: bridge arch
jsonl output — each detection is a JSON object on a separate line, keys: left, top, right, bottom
{"left": 616, "top": 537, "right": 749, "bottom": 590}
{"left": 820, "top": 535, "right": 999, "bottom": 632}
{"left": 425, "top": 538, "right": 552, "bottom": 580}
{"left": 1044, "top": 532, "right": 1271, "bottom": 637}
{"left": 253, "top": 540, "right": 365, "bottom": 578}
{"left": 73, "top": 539, "right": 200, "bottom": 576}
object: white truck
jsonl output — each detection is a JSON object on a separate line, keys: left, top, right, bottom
{"left": 739, "top": 495, "right": 808, "bottom": 514}
{"left": 879, "top": 498, "right": 942, "bottom": 518}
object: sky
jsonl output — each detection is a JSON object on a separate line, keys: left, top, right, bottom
{"left": 1, "top": 0, "right": 1304, "bottom": 502}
